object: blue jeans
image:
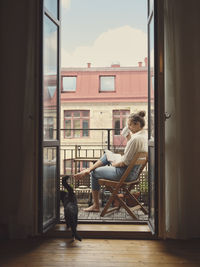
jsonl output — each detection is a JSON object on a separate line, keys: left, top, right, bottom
{"left": 91, "top": 153, "right": 141, "bottom": 191}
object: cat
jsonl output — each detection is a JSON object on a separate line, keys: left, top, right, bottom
{"left": 60, "top": 175, "right": 82, "bottom": 241}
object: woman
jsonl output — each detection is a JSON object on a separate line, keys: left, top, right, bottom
{"left": 74, "top": 111, "right": 148, "bottom": 212}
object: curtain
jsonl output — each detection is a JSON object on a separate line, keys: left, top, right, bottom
{"left": 0, "top": 0, "right": 39, "bottom": 238}
{"left": 164, "top": 0, "right": 200, "bottom": 239}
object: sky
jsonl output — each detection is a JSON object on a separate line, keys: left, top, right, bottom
{"left": 61, "top": 0, "right": 147, "bottom": 68}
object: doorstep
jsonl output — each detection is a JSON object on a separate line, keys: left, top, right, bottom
{"left": 44, "top": 223, "right": 153, "bottom": 239}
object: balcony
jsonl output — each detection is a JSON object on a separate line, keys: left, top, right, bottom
{"left": 60, "top": 128, "right": 149, "bottom": 222}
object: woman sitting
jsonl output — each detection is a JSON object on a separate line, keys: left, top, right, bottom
{"left": 74, "top": 110, "right": 148, "bottom": 212}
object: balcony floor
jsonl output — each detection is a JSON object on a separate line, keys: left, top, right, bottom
{"left": 60, "top": 204, "right": 148, "bottom": 222}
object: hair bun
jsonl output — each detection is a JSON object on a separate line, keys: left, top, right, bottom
{"left": 138, "top": 111, "right": 146, "bottom": 117}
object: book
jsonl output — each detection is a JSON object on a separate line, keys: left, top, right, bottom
{"left": 105, "top": 150, "right": 122, "bottom": 163}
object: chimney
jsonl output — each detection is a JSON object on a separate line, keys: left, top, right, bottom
{"left": 144, "top": 57, "right": 148, "bottom": 67}
{"left": 138, "top": 62, "right": 142, "bottom": 67}
{"left": 87, "top": 62, "right": 91, "bottom": 68}
{"left": 111, "top": 63, "right": 120, "bottom": 68}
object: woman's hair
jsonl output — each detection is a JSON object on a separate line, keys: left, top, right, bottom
{"left": 128, "top": 110, "right": 146, "bottom": 128}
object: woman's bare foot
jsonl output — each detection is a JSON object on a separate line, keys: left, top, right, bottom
{"left": 73, "top": 169, "right": 90, "bottom": 179}
{"left": 83, "top": 204, "right": 100, "bottom": 212}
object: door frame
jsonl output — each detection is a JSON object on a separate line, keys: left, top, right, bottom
{"left": 155, "top": 0, "right": 165, "bottom": 238}
{"left": 38, "top": 0, "right": 165, "bottom": 238}
{"left": 146, "top": 0, "right": 165, "bottom": 237}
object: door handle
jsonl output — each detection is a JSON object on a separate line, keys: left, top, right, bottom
{"left": 165, "top": 112, "right": 171, "bottom": 120}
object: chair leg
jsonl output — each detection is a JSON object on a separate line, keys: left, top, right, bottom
{"left": 100, "top": 186, "right": 119, "bottom": 217}
{"left": 100, "top": 194, "right": 115, "bottom": 217}
{"left": 124, "top": 188, "right": 148, "bottom": 214}
{"left": 100, "top": 186, "right": 144, "bottom": 219}
{"left": 115, "top": 196, "right": 138, "bottom": 219}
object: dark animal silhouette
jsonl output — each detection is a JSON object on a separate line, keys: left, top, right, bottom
{"left": 60, "top": 175, "right": 82, "bottom": 241}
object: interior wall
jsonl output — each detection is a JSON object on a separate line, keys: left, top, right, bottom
{"left": 164, "top": 0, "right": 200, "bottom": 239}
{"left": 0, "top": 0, "right": 39, "bottom": 238}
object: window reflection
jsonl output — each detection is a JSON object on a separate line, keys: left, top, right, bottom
{"left": 150, "top": 18, "right": 154, "bottom": 138}
{"left": 44, "top": 0, "right": 58, "bottom": 18}
{"left": 43, "top": 147, "right": 57, "bottom": 227}
{"left": 43, "top": 16, "right": 58, "bottom": 141}
{"left": 148, "top": 0, "right": 154, "bottom": 14}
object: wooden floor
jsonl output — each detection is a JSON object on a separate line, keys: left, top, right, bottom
{"left": 1, "top": 238, "right": 200, "bottom": 267}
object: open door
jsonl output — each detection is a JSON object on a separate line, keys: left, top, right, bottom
{"left": 147, "top": 0, "right": 164, "bottom": 235}
{"left": 39, "top": 0, "right": 61, "bottom": 233}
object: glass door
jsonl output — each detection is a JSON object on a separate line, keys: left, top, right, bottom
{"left": 39, "top": 0, "right": 61, "bottom": 232}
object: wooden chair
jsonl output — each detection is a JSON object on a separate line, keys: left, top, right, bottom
{"left": 98, "top": 152, "right": 148, "bottom": 220}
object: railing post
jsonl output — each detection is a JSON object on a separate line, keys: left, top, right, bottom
{"left": 75, "top": 145, "right": 77, "bottom": 174}
{"left": 107, "top": 129, "right": 111, "bottom": 150}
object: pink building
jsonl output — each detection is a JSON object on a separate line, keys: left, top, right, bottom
{"left": 60, "top": 59, "right": 148, "bottom": 148}
{"left": 61, "top": 58, "right": 148, "bottom": 103}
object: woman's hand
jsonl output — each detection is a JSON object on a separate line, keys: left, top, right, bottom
{"left": 126, "top": 132, "right": 131, "bottom": 141}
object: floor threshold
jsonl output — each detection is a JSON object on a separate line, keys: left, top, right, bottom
{"left": 45, "top": 223, "right": 153, "bottom": 239}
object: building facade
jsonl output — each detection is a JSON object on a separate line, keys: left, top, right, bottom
{"left": 60, "top": 59, "right": 148, "bottom": 174}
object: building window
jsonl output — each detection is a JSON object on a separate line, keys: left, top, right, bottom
{"left": 100, "top": 76, "right": 115, "bottom": 92}
{"left": 64, "top": 110, "right": 90, "bottom": 138}
{"left": 62, "top": 76, "right": 76, "bottom": 92}
{"left": 44, "top": 117, "right": 54, "bottom": 139}
{"left": 82, "top": 161, "right": 89, "bottom": 169}
{"left": 64, "top": 159, "right": 73, "bottom": 175}
{"left": 113, "top": 110, "right": 130, "bottom": 135}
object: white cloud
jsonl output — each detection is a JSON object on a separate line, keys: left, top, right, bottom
{"left": 61, "top": 25, "right": 147, "bottom": 67}
{"left": 61, "top": 0, "right": 71, "bottom": 10}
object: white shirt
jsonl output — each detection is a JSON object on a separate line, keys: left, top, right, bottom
{"left": 105, "top": 129, "right": 148, "bottom": 166}
{"left": 121, "top": 129, "right": 148, "bottom": 166}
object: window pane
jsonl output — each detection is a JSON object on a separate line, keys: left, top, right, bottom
{"left": 150, "top": 18, "right": 155, "bottom": 138}
{"left": 73, "top": 111, "right": 80, "bottom": 117}
{"left": 82, "top": 111, "right": 89, "bottom": 117}
{"left": 149, "top": 0, "right": 154, "bottom": 14}
{"left": 64, "top": 111, "right": 72, "bottom": 117}
{"left": 64, "top": 110, "right": 90, "bottom": 138}
{"left": 77, "top": 161, "right": 80, "bottom": 169}
{"left": 65, "top": 160, "right": 71, "bottom": 168}
{"left": 114, "top": 119, "right": 120, "bottom": 135}
{"left": 65, "top": 160, "right": 72, "bottom": 175}
{"left": 44, "top": 117, "right": 54, "bottom": 140}
{"left": 44, "top": 0, "right": 58, "bottom": 19}
{"left": 83, "top": 161, "right": 89, "bottom": 168}
{"left": 43, "top": 147, "right": 57, "bottom": 227}
{"left": 63, "top": 77, "right": 76, "bottom": 91}
{"left": 65, "top": 120, "right": 71, "bottom": 137}
{"left": 43, "top": 16, "right": 57, "bottom": 141}
{"left": 113, "top": 110, "right": 120, "bottom": 116}
{"left": 122, "top": 118, "right": 127, "bottom": 128}
{"left": 122, "top": 110, "right": 130, "bottom": 116}
{"left": 74, "top": 120, "right": 80, "bottom": 137}
{"left": 83, "top": 120, "right": 89, "bottom": 136}
{"left": 47, "top": 86, "right": 56, "bottom": 98}
{"left": 100, "top": 76, "right": 115, "bottom": 91}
